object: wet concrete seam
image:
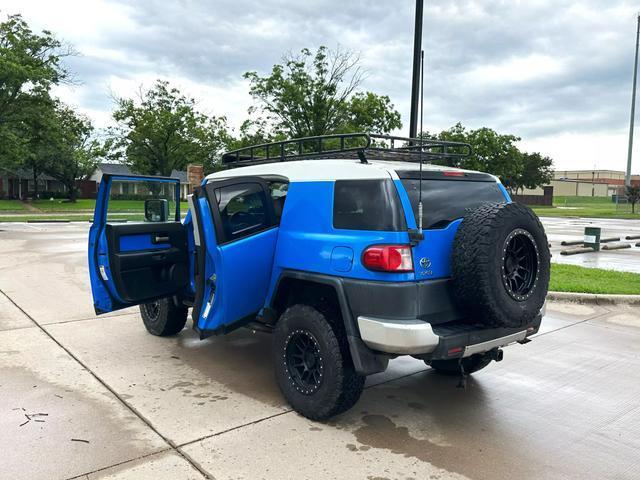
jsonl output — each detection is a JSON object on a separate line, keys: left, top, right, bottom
{"left": 534, "top": 309, "right": 614, "bottom": 339}
{"left": 0, "top": 288, "right": 213, "bottom": 480}
{"left": 40, "top": 310, "right": 137, "bottom": 327}
{"left": 63, "top": 447, "right": 173, "bottom": 480}
{"left": 176, "top": 409, "right": 294, "bottom": 449}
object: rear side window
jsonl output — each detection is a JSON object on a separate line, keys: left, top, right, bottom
{"left": 215, "top": 183, "right": 270, "bottom": 241}
{"left": 400, "top": 178, "right": 505, "bottom": 229}
{"left": 333, "top": 179, "right": 406, "bottom": 231}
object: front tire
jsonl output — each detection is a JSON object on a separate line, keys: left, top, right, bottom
{"left": 140, "top": 298, "right": 188, "bottom": 336}
{"left": 273, "top": 304, "right": 365, "bottom": 420}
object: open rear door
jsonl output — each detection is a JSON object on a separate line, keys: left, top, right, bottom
{"left": 89, "top": 174, "right": 189, "bottom": 314}
{"left": 190, "top": 176, "right": 281, "bottom": 337}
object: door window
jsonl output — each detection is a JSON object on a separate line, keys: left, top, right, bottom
{"left": 107, "top": 178, "right": 181, "bottom": 223}
{"left": 215, "top": 182, "right": 271, "bottom": 241}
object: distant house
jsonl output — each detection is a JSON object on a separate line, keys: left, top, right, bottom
{"left": 0, "top": 168, "right": 67, "bottom": 199}
{"left": 90, "top": 163, "right": 191, "bottom": 200}
{"left": 1, "top": 163, "right": 198, "bottom": 200}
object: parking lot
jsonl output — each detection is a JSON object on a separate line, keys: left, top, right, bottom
{"left": 544, "top": 217, "right": 640, "bottom": 273}
{"left": 1, "top": 222, "right": 640, "bottom": 480}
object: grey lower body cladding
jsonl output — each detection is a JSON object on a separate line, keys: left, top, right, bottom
{"left": 343, "top": 276, "right": 543, "bottom": 361}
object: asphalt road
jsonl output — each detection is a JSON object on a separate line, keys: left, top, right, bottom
{"left": 1, "top": 222, "right": 639, "bottom": 480}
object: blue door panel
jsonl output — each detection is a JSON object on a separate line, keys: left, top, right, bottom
{"left": 195, "top": 177, "right": 279, "bottom": 333}
{"left": 198, "top": 228, "right": 278, "bottom": 331}
{"left": 88, "top": 174, "right": 183, "bottom": 314}
{"left": 89, "top": 177, "right": 119, "bottom": 313}
{"left": 119, "top": 234, "right": 171, "bottom": 252}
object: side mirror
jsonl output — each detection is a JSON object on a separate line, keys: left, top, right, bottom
{"left": 144, "top": 199, "right": 169, "bottom": 222}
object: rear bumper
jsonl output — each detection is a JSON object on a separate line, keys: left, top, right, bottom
{"left": 357, "top": 317, "right": 440, "bottom": 354}
{"left": 357, "top": 312, "right": 543, "bottom": 359}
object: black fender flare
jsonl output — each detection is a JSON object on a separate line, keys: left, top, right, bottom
{"left": 269, "top": 270, "right": 389, "bottom": 376}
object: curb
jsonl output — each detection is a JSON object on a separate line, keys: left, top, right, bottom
{"left": 547, "top": 291, "right": 640, "bottom": 306}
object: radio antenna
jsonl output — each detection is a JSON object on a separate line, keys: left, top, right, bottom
{"left": 418, "top": 49, "right": 425, "bottom": 234}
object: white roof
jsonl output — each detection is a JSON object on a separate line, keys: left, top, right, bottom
{"left": 205, "top": 159, "right": 490, "bottom": 183}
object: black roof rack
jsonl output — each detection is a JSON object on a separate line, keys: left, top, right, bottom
{"left": 220, "top": 133, "right": 472, "bottom": 169}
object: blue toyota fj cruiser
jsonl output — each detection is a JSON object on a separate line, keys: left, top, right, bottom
{"left": 88, "top": 133, "right": 550, "bottom": 420}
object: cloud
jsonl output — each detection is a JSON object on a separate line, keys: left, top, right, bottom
{"left": 3, "top": 0, "right": 640, "bottom": 171}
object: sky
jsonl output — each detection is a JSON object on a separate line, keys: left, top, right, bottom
{"left": 3, "top": 0, "right": 640, "bottom": 173}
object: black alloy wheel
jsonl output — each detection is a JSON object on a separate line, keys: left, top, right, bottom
{"left": 285, "top": 329, "right": 324, "bottom": 395}
{"left": 142, "top": 301, "right": 160, "bottom": 322}
{"left": 501, "top": 228, "right": 539, "bottom": 301}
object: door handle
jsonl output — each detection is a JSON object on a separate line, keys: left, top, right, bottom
{"left": 153, "top": 235, "right": 170, "bottom": 243}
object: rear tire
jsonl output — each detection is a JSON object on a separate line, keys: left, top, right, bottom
{"left": 428, "top": 354, "right": 492, "bottom": 376}
{"left": 452, "top": 202, "right": 550, "bottom": 328}
{"left": 140, "top": 298, "right": 188, "bottom": 336}
{"left": 273, "top": 304, "right": 365, "bottom": 420}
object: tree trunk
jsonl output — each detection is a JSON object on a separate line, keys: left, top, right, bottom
{"left": 67, "top": 181, "right": 77, "bottom": 202}
{"left": 32, "top": 168, "right": 39, "bottom": 199}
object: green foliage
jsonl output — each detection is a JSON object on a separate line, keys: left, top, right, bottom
{"left": 427, "top": 122, "right": 553, "bottom": 193}
{"left": 517, "top": 152, "right": 554, "bottom": 193}
{"left": 626, "top": 185, "right": 640, "bottom": 213}
{"left": 42, "top": 104, "right": 102, "bottom": 201}
{"left": 243, "top": 46, "right": 402, "bottom": 139}
{"left": 108, "top": 80, "right": 230, "bottom": 175}
{"left": 0, "top": 14, "right": 71, "bottom": 170}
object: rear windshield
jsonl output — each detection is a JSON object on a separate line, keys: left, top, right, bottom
{"left": 333, "top": 179, "right": 406, "bottom": 231}
{"left": 400, "top": 178, "right": 505, "bottom": 229}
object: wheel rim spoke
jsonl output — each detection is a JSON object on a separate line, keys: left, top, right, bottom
{"left": 285, "top": 330, "right": 324, "bottom": 395}
{"left": 502, "top": 229, "right": 539, "bottom": 300}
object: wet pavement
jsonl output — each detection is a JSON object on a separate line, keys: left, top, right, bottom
{"left": 542, "top": 216, "right": 640, "bottom": 273}
{"left": 1, "top": 222, "right": 639, "bottom": 480}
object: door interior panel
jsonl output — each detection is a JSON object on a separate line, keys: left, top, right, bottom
{"left": 105, "top": 223, "right": 188, "bottom": 303}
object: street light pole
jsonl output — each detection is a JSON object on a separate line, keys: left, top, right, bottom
{"left": 626, "top": 14, "right": 640, "bottom": 187}
{"left": 409, "top": 0, "right": 424, "bottom": 141}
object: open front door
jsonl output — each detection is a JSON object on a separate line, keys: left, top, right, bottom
{"left": 191, "top": 176, "right": 281, "bottom": 337}
{"left": 89, "top": 174, "right": 189, "bottom": 314}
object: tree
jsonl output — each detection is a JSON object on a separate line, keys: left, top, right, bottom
{"left": 108, "top": 80, "right": 230, "bottom": 175}
{"left": 0, "top": 14, "right": 71, "bottom": 169}
{"left": 243, "top": 46, "right": 402, "bottom": 138}
{"left": 44, "top": 104, "right": 101, "bottom": 202}
{"left": 425, "top": 123, "right": 554, "bottom": 193}
{"left": 516, "top": 152, "right": 554, "bottom": 194}
{"left": 627, "top": 185, "right": 640, "bottom": 214}
{"left": 466, "top": 127, "right": 523, "bottom": 192}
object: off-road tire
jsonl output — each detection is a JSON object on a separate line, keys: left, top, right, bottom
{"left": 452, "top": 202, "right": 550, "bottom": 328}
{"left": 428, "top": 354, "right": 493, "bottom": 376}
{"left": 273, "top": 304, "right": 365, "bottom": 421}
{"left": 140, "top": 298, "right": 188, "bottom": 336}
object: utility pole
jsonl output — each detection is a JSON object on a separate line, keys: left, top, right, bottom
{"left": 409, "top": 0, "right": 424, "bottom": 141}
{"left": 626, "top": 14, "right": 640, "bottom": 187}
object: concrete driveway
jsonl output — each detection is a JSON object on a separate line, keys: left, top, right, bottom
{"left": 1, "top": 222, "right": 639, "bottom": 480}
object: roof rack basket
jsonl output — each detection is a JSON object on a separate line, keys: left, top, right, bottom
{"left": 220, "top": 132, "right": 472, "bottom": 169}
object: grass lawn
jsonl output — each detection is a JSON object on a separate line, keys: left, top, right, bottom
{"left": 550, "top": 263, "right": 640, "bottom": 295}
{"left": 0, "top": 199, "right": 188, "bottom": 214}
{"left": 533, "top": 195, "right": 639, "bottom": 219}
{"left": 32, "top": 199, "right": 189, "bottom": 212}
{"left": 0, "top": 200, "right": 27, "bottom": 211}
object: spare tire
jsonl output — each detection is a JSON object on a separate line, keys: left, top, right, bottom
{"left": 451, "top": 202, "right": 550, "bottom": 328}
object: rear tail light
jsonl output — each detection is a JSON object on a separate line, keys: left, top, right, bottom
{"left": 362, "top": 245, "right": 413, "bottom": 272}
